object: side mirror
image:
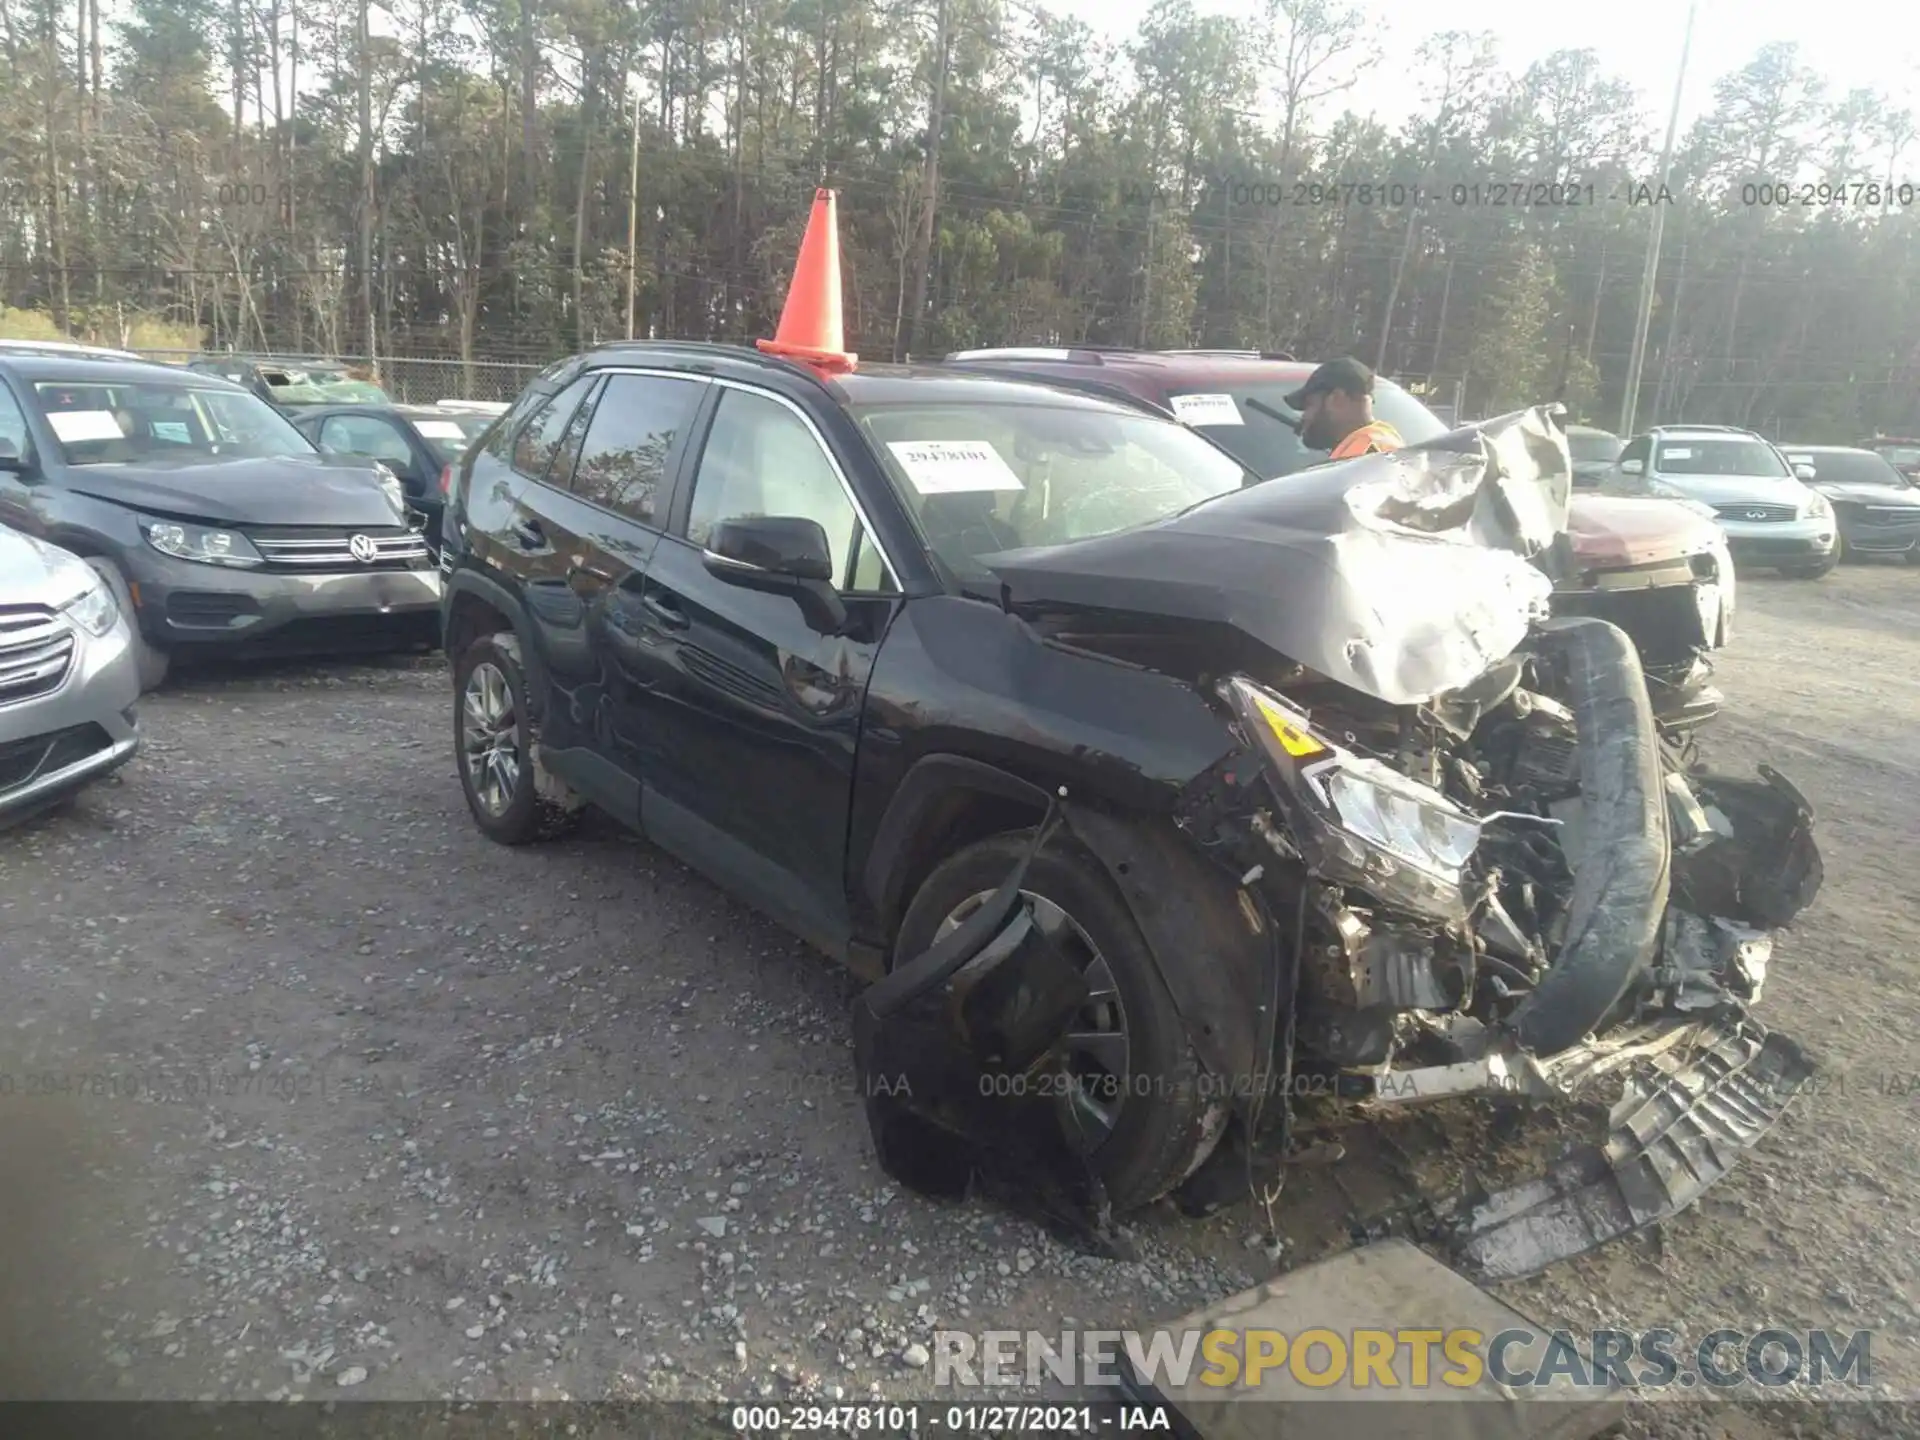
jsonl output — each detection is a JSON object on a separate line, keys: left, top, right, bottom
{"left": 0, "top": 436, "right": 26, "bottom": 472}
{"left": 1793, "top": 463, "right": 1816, "bottom": 482}
{"left": 703, "top": 516, "right": 847, "bottom": 635}
{"left": 1619, "top": 458, "right": 1645, "bottom": 476}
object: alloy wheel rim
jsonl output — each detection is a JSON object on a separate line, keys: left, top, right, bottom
{"left": 461, "top": 661, "right": 521, "bottom": 817}
{"left": 935, "top": 888, "right": 1131, "bottom": 1147}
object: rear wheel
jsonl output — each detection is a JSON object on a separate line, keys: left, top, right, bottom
{"left": 892, "top": 831, "right": 1226, "bottom": 1211}
{"left": 453, "top": 631, "right": 582, "bottom": 845}
{"left": 85, "top": 558, "right": 169, "bottom": 692}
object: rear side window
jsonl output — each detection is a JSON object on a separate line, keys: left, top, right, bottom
{"left": 568, "top": 373, "right": 706, "bottom": 525}
{"left": 509, "top": 375, "right": 596, "bottom": 481}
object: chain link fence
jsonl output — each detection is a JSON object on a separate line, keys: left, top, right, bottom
{"left": 131, "top": 350, "right": 545, "bottom": 406}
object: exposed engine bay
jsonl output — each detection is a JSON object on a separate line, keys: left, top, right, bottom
{"left": 852, "top": 407, "right": 1823, "bottom": 1279}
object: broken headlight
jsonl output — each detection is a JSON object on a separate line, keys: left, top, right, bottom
{"left": 1220, "top": 675, "right": 1485, "bottom": 921}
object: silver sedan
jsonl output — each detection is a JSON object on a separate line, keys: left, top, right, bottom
{"left": 1, "top": 528, "right": 141, "bottom": 827}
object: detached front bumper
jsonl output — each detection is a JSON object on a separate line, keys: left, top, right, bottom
{"left": 128, "top": 552, "right": 443, "bottom": 656}
{"left": 1434, "top": 1012, "right": 1812, "bottom": 1282}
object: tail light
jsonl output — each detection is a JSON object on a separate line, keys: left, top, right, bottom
{"left": 438, "top": 464, "right": 453, "bottom": 496}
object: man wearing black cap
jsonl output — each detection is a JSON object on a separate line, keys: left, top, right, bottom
{"left": 1285, "top": 357, "right": 1404, "bottom": 460}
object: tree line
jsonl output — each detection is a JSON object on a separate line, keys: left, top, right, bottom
{"left": 0, "top": 0, "right": 1916, "bottom": 438}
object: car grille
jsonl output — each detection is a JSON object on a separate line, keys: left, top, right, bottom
{"left": 0, "top": 723, "right": 110, "bottom": 794}
{"left": 245, "top": 527, "right": 430, "bottom": 570}
{"left": 1861, "top": 505, "right": 1920, "bottom": 526}
{"left": 0, "top": 607, "right": 75, "bottom": 706}
{"left": 1712, "top": 502, "right": 1798, "bottom": 523}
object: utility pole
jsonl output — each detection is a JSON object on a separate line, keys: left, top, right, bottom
{"left": 627, "top": 83, "right": 641, "bottom": 339}
{"left": 1618, "top": 0, "right": 1699, "bottom": 438}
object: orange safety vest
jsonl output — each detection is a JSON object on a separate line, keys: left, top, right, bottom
{"left": 1329, "top": 419, "right": 1404, "bottom": 459}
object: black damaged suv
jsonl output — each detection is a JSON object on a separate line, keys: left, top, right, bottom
{"left": 439, "top": 341, "right": 1821, "bottom": 1225}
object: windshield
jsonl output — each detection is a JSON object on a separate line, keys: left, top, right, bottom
{"left": 1654, "top": 437, "right": 1790, "bottom": 478}
{"left": 1568, "top": 430, "right": 1621, "bottom": 464}
{"left": 33, "top": 380, "right": 319, "bottom": 465}
{"left": 1789, "top": 450, "right": 1913, "bottom": 488}
{"left": 854, "top": 401, "right": 1251, "bottom": 577}
{"left": 411, "top": 413, "right": 494, "bottom": 463}
{"left": 1163, "top": 377, "right": 1448, "bottom": 479}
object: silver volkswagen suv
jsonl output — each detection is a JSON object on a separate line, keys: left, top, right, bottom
{"left": 1, "top": 528, "right": 141, "bottom": 826}
{"left": 1611, "top": 424, "right": 1838, "bottom": 577}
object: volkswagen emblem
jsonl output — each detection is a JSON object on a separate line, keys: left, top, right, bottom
{"left": 348, "top": 533, "right": 379, "bottom": 563}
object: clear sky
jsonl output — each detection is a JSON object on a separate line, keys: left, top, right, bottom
{"left": 1050, "top": 0, "right": 1920, "bottom": 142}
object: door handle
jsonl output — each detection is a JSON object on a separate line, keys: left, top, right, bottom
{"left": 640, "top": 591, "right": 688, "bottom": 630}
{"left": 511, "top": 518, "right": 546, "bottom": 549}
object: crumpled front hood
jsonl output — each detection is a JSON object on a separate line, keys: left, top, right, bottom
{"left": 1568, "top": 494, "right": 1721, "bottom": 567}
{"left": 984, "top": 406, "right": 1570, "bottom": 706}
{"left": 68, "top": 455, "right": 405, "bottom": 527}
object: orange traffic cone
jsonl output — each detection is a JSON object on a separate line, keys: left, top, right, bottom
{"left": 758, "top": 188, "right": 857, "bottom": 374}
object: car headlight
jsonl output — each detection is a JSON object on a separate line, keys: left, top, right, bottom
{"left": 1219, "top": 676, "right": 1484, "bottom": 920}
{"left": 141, "top": 519, "right": 265, "bottom": 568}
{"left": 1803, "top": 491, "right": 1832, "bottom": 520}
{"left": 54, "top": 572, "right": 120, "bottom": 641}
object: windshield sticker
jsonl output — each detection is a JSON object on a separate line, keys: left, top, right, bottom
{"left": 46, "top": 409, "right": 124, "bottom": 443}
{"left": 1659, "top": 447, "right": 1692, "bottom": 461}
{"left": 415, "top": 420, "right": 467, "bottom": 440}
{"left": 888, "top": 440, "right": 1025, "bottom": 494}
{"left": 150, "top": 421, "right": 192, "bottom": 443}
{"left": 1170, "top": 393, "right": 1244, "bottom": 426}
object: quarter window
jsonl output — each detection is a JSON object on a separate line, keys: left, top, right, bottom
{"left": 569, "top": 374, "right": 705, "bottom": 524}
{"left": 509, "top": 375, "right": 595, "bottom": 480}
{"left": 684, "top": 389, "right": 883, "bottom": 591}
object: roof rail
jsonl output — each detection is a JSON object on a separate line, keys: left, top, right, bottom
{"left": 587, "top": 338, "right": 841, "bottom": 391}
{"left": 1650, "top": 422, "right": 1751, "bottom": 433}
{"left": 945, "top": 346, "right": 1116, "bottom": 365}
{"left": 1160, "top": 348, "right": 1301, "bottom": 361}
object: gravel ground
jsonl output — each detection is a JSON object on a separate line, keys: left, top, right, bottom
{"left": 2, "top": 566, "right": 1918, "bottom": 1433}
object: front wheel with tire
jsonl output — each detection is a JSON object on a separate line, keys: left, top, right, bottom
{"left": 892, "top": 831, "right": 1227, "bottom": 1212}
{"left": 85, "top": 557, "right": 169, "bottom": 692}
{"left": 453, "top": 631, "right": 582, "bottom": 845}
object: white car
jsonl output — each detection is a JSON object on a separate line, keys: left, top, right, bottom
{"left": 1609, "top": 424, "right": 1839, "bottom": 578}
